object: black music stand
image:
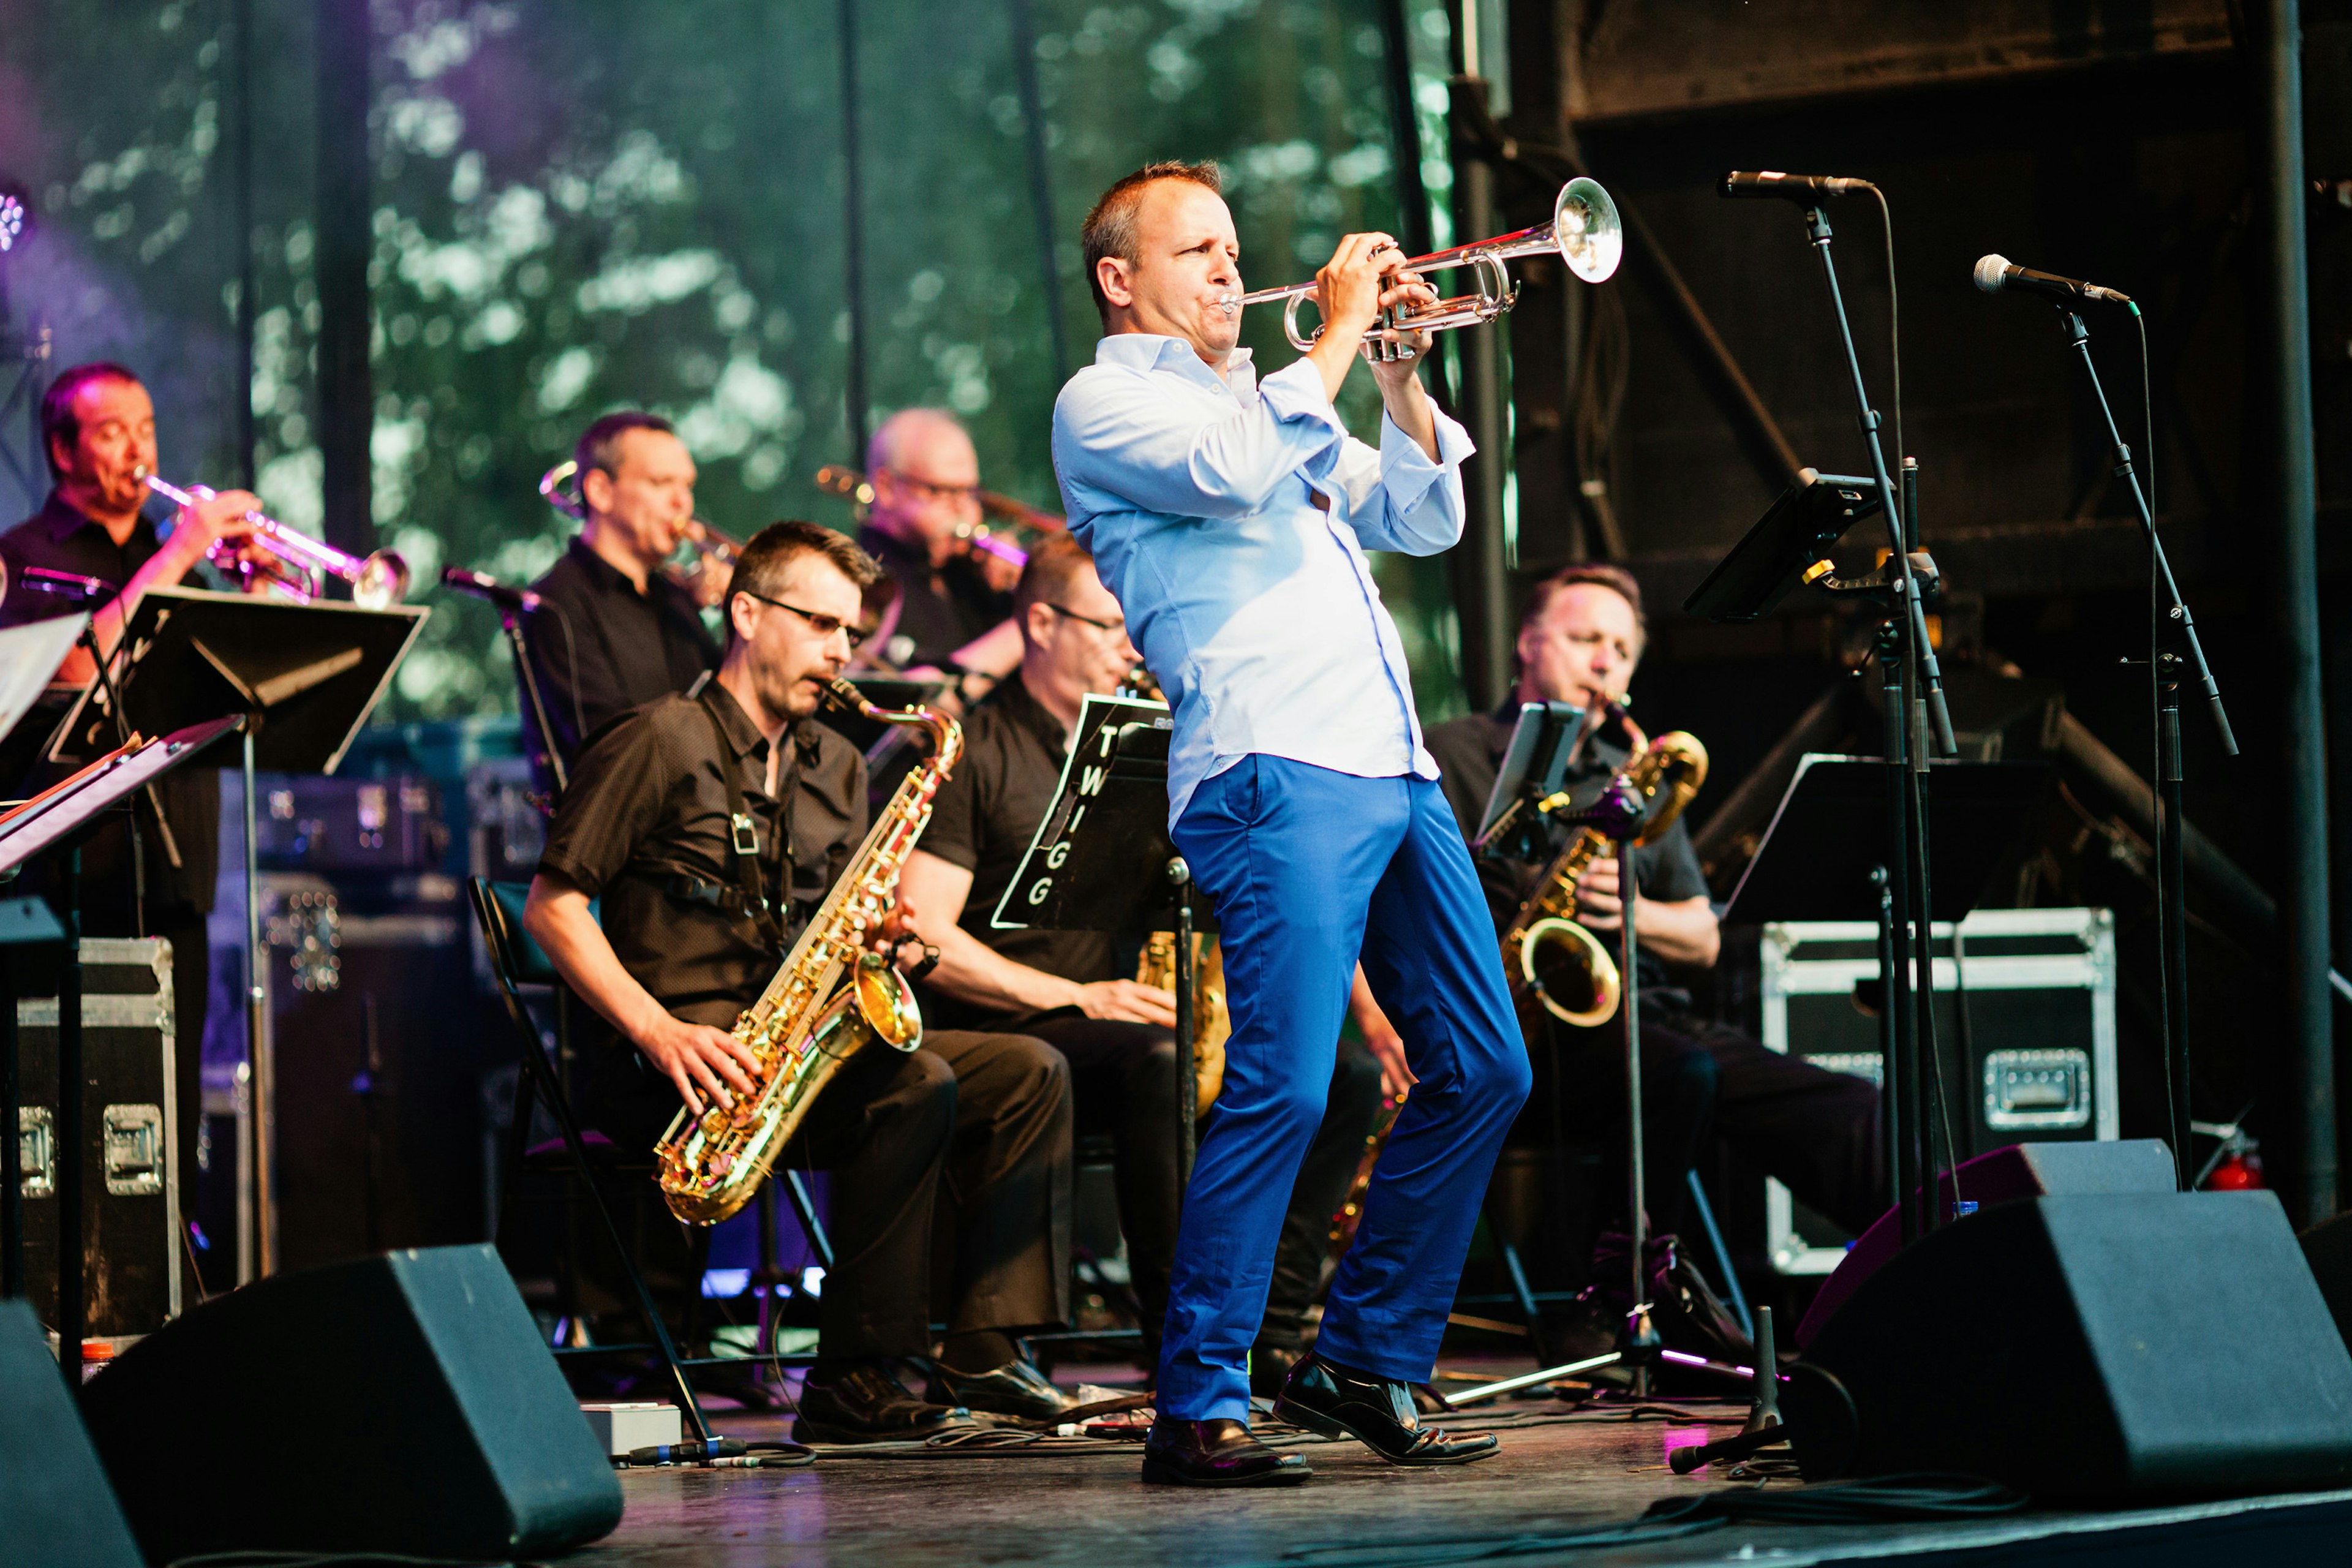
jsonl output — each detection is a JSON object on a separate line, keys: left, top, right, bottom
{"left": 989, "top": 693, "right": 1219, "bottom": 1180}
{"left": 50, "top": 587, "right": 425, "bottom": 1281}
{"left": 1720, "top": 753, "right": 2051, "bottom": 1223}
{"left": 0, "top": 717, "right": 242, "bottom": 1387}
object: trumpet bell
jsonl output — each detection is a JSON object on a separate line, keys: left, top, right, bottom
{"left": 352, "top": 550, "right": 412, "bottom": 612}
{"left": 1552, "top": 176, "right": 1623, "bottom": 285}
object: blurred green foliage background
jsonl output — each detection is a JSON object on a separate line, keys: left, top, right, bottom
{"left": 0, "top": 0, "right": 1467, "bottom": 726}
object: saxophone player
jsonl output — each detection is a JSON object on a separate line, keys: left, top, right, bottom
{"left": 523, "top": 521, "right": 1079, "bottom": 1439}
{"left": 1054, "top": 161, "right": 1529, "bottom": 1486}
{"left": 1417, "top": 564, "right": 1884, "bottom": 1360}
{"left": 892, "top": 531, "right": 1394, "bottom": 1395}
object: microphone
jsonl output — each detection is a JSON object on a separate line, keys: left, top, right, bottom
{"left": 1720, "top": 170, "right": 1870, "bottom": 201}
{"left": 20, "top": 567, "right": 111, "bottom": 601}
{"left": 1972, "top": 254, "right": 2132, "bottom": 306}
{"left": 440, "top": 565, "right": 540, "bottom": 612}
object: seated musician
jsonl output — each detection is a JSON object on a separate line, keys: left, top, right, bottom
{"left": 1419, "top": 564, "right": 1883, "bottom": 1356}
{"left": 894, "top": 533, "right": 1395, "bottom": 1395}
{"left": 0, "top": 360, "right": 261, "bottom": 1292}
{"left": 856, "top": 407, "right": 1024, "bottom": 692}
{"left": 521, "top": 411, "right": 720, "bottom": 787}
{"left": 524, "top": 521, "right": 1079, "bottom": 1439}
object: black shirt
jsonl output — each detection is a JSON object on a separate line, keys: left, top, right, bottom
{"left": 522, "top": 538, "right": 720, "bottom": 790}
{"left": 0, "top": 492, "right": 219, "bottom": 914}
{"left": 913, "top": 673, "right": 1115, "bottom": 1029}
{"left": 1424, "top": 706, "right": 1709, "bottom": 997}
{"left": 858, "top": 525, "right": 1011, "bottom": 670}
{"left": 537, "top": 683, "right": 865, "bottom": 1029}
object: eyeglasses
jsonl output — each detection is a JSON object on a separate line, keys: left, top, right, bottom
{"left": 884, "top": 468, "right": 981, "bottom": 507}
{"left": 737, "top": 589, "right": 870, "bottom": 649}
{"left": 1045, "top": 602, "right": 1126, "bottom": 638}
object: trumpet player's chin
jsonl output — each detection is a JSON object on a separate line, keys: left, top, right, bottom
{"left": 1194, "top": 296, "right": 1242, "bottom": 357}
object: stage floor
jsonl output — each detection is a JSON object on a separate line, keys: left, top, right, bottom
{"left": 577, "top": 1357, "right": 2352, "bottom": 1567}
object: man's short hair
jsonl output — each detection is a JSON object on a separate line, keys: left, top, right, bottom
{"left": 573, "top": 410, "right": 676, "bottom": 485}
{"left": 1013, "top": 532, "right": 1099, "bottom": 619}
{"left": 1517, "top": 562, "right": 1648, "bottom": 669}
{"left": 41, "top": 361, "right": 142, "bottom": 480}
{"left": 1080, "top": 160, "right": 1223, "bottom": 329}
{"left": 727, "top": 521, "right": 881, "bottom": 643}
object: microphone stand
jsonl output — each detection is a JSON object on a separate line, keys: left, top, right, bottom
{"left": 1798, "top": 200, "right": 1956, "bottom": 1245}
{"left": 2054, "top": 307, "right": 2236, "bottom": 1190}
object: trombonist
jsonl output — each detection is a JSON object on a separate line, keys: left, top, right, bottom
{"left": 855, "top": 408, "right": 1024, "bottom": 692}
{"left": 0, "top": 361, "right": 263, "bottom": 1286}
{"left": 521, "top": 411, "right": 720, "bottom": 788}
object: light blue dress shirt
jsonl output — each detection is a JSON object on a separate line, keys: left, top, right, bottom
{"left": 1050, "top": 333, "right": 1476, "bottom": 829}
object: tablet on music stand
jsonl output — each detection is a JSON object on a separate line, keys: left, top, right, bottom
{"left": 1474, "top": 699, "right": 1585, "bottom": 845}
{"left": 1683, "top": 469, "right": 1882, "bottom": 624}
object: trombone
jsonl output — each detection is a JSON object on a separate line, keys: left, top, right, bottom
{"left": 813, "top": 464, "right": 1062, "bottom": 570}
{"left": 537, "top": 459, "right": 741, "bottom": 608}
{"left": 1218, "top": 178, "right": 1623, "bottom": 360}
{"left": 140, "top": 471, "right": 411, "bottom": 611}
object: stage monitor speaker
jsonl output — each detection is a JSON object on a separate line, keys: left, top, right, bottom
{"left": 0, "top": 1299, "right": 143, "bottom": 1568}
{"left": 1784, "top": 1191, "right": 2352, "bottom": 1499}
{"left": 1796, "top": 1137, "right": 2176, "bottom": 1345}
{"left": 80, "top": 1243, "right": 622, "bottom": 1561}
{"left": 2297, "top": 1211, "right": 2352, "bottom": 1357}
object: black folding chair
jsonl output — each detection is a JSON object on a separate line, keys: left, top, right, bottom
{"left": 472, "top": 878, "right": 835, "bottom": 1409}
{"left": 471, "top": 876, "right": 717, "bottom": 1437}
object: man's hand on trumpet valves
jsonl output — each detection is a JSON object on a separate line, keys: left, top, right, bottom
{"left": 165, "top": 487, "right": 266, "bottom": 576}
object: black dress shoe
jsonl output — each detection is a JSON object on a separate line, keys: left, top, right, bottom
{"left": 1274, "top": 1354, "right": 1500, "bottom": 1466}
{"left": 1248, "top": 1341, "right": 1303, "bottom": 1400}
{"left": 1140, "top": 1417, "right": 1314, "bottom": 1487}
{"left": 793, "top": 1362, "right": 974, "bottom": 1444}
{"left": 927, "top": 1355, "right": 1082, "bottom": 1422}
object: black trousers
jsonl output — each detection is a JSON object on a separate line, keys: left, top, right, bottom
{"left": 1533, "top": 1002, "right": 1884, "bottom": 1239}
{"left": 582, "top": 1024, "right": 1070, "bottom": 1362}
{"left": 1022, "top": 1013, "right": 1384, "bottom": 1353}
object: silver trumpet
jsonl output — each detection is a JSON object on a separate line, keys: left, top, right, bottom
{"left": 1215, "top": 178, "right": 1623, "bottom": 361}
{"left": 140, "top": 471, "right": 412, "bottom": 611}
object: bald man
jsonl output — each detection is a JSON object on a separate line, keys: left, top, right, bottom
{"left": 857, "top": 409, "right": 1019, "bottom": 679}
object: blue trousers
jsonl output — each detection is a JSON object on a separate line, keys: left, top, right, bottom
{"left": 1158, "top": 756, "right": 1533, "bottom": 1420}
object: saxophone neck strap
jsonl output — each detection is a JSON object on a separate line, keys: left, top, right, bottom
{"left": 698, "top": 686, "right": 790, "bottom": 953}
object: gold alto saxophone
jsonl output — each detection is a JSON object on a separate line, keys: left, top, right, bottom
{"left": 1502, "top": 731, "right": 1709, "bottom": 1028}
{"left": 1137, "top": 932, "right": 1229, "bottom": 1110}
{"left": 654, "top": 679, "right": 963, "bottom": 1224}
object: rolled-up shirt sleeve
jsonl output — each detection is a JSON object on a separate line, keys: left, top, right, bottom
{"left": 1057, "top": 355, "right": 1349, "bottom": 521}
{"left": 1337, "top": 405, "right": 1473, "bottom": 556}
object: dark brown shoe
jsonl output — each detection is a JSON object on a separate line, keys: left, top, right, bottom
{"left": 1140, "top": 1417, "right": 1314, "bottom": 1487}
{"left": 927, "top": 1355, "right": 1081, "bottom": 1422}
{"left": 1274, "top": 1354, "right": 1499, "bottom": 1466}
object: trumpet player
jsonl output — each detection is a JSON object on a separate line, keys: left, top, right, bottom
{"left": 522, "top": 521, "right": 1076, "bottom": 1439}
{"left": 0, "top": 360, "right": 263, "bottom": 1285}
{"left": 521, "top": 411, "right": 720, "bottom": 785}
{"left": 1417, "top": 564, "right": 1883, "bottom": 1362}
{"left": 892, "top": 532, "right": 1392, "bottom": 1395}
{"left": 1053, "top": 160, "right": 1528, "bottom": 1486}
